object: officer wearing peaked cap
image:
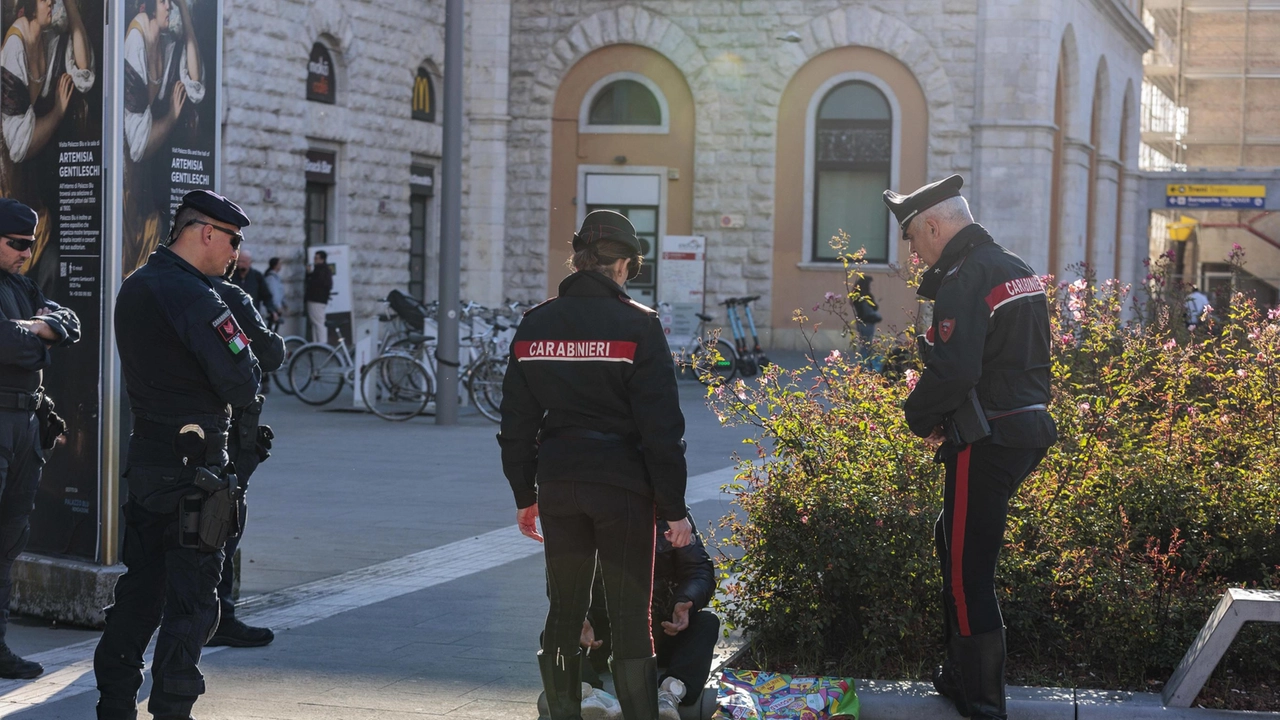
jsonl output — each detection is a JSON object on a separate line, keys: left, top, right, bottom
{"left": 0, "top": 198, "right": 80, "bottom": 680}
{"left": 883, "top": 176, "right": 1057, "bottom": 720}
{"left": 95, "top": 190, "right": 262, "bottom": 720}
{"left": 498, "top": 209, "right": 692, "bottom": 720}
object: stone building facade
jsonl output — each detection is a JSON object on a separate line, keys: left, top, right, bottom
{"left": 221, "top": 0, "right": 1152, "bottom": 348}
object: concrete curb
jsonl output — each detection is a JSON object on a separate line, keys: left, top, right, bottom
{"left": 10, "top": 553, "right": 124, "bottom": 628}
{"left": 852, "top": 680, "right": 1280, "bottom": 719}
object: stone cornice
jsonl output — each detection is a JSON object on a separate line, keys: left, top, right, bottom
{"left": 1090, "top": 0, "right": 1154, "bottom": 55}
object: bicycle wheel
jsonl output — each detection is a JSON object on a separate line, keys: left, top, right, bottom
{"left": 692, "top": 339, "right": 738, "bottom": 386}
{"left": 363, "top": 354, "right": 433, "bottom": 420}
{"left": 289, "top": 345, "right": 346, "bottom": 406}
{"left": 467, "top": 357, "right": 507, "bottom": 423}
{"left": 273, "top": 336, "right": 307, "bottom": 395}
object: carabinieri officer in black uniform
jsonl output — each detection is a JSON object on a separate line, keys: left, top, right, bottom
{"left": 883, "top": 176, "right": 1057, "bottom": 720}
{"left": 95, "top": 191, "right": 261, "bottom": 720}
{"left": 499, "top": 210, "right": 693, "bottom": 720}
{"left": 204, "top": 264, "right": 284, "bottom": 648}
{"left": 0, "top": 199, "right": 80, "bottom": 680}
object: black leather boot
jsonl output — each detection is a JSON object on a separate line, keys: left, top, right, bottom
{"left": 538, "top": 650, "right": 583, "bottom": 720}
{"left": 940, "top": 628, "right": 1007, "bottom": 720}
{"left": 206, "top": 617, "right": 275, "bottom": 647}
{"left": 0, "top": 643, "right": 42, "bottom": 679}
{"left": 611, "top": 655, "right": 658, "bottom": 720}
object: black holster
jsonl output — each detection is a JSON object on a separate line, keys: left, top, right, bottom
{"left": 34, "top": 392, "right": 66, "bottom": 451}
{"left": 178, "top": 466, "right": 241, "bottom": 553}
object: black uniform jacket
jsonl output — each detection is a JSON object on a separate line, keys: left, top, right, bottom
{"left": 211, "top": 275, "right": 285, "bottom": 374}
{"left": 498, "top": 271, "right": 688, "bottom": 521}
{"left": 652, "top": 515, "right": 716, "bottom": 622}
{"left": 906, "top": 223, "right": 1058, "bottom": 449}
{"left": 0, "top": 269, "right": 80, "bottom": 393}
{"left": 117, "top": 247, "right": 261, "bottom": 447}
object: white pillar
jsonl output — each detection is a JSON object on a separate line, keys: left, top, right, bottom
{"left": 463, "top": 0, "right": 511, "bottom": 306}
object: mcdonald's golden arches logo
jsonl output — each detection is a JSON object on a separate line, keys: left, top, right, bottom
{"left": 413, "top": 68, "right": 435, "bottom": 122}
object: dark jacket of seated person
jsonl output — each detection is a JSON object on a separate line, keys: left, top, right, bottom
{"left": 585, "top": 513, "right": 719, "bottom": 705}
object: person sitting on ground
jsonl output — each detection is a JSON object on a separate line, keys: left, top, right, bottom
{"left": 581, "top": 510, "right": 719, "bottom": 720}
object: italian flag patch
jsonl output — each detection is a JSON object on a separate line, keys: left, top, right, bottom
{"left": 212, "top": 310, "right": 250, "bottom": 355}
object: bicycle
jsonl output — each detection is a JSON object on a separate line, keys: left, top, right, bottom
{"left": 270, "top": 335, "right": 308, "bottom": 395}
{"left": 661, "top": 302, "right": 737, "bottom": 386}
{"left": 737, "top": 295, "right": 771, "bottom": 369}
{"left": 287, "top": 323, "right": 361, "bottom": 406}
{"left": 361, "top": 351, "right": 434, "bottom": 420}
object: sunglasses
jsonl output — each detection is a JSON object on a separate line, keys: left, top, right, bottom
{"left": 4, "top": 237, "right": 34, "bottom": 252}
{"left": 184, "top": 220, "right": 244, "bottom": 249}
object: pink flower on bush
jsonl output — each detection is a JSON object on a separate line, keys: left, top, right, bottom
{"left": 1237, "top": 368, "right": 1247, "bottom": 378}
{"left": 1163, "top": 339, "right": 1177, "bottom": 351}
{"left": 1078, "top": 402, "right": 1090, "bottom": 414}
{"left": 800, "top": 515, "right": 809, "bottom": 525}
{"left": 1060, "top": 333, "right": 1075, "bottom": 345}
{"left": 827, "top": 350, "right": 841, "bottom": 364}
{"left": 1269, "top": 306, "right": 1280, "bottom": 321}
{"left": 904, "top": 369, "right": 919, "bottom": 391}
{"left": 825, "top": 292, "right": 838, "bottom": 301}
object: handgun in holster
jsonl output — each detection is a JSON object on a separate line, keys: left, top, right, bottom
{"left": 176, "top": 425, "right": 241, "bottom": 553}
{"left": 943, "top": 388, "right": 992, "bottom": 447}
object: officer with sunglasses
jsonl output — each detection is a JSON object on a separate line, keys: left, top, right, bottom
{"left": 95, "top": 190, "right": 262, "bottom": 720}
{"left": 0, "top": 199, "right": 80, "bottom": 679}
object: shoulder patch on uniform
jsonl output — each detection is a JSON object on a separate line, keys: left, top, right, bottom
{"left": 617, "top": 295, "right": 657, "bottom": 316}
{"left": 522, "top": 297, "right": 557, "bottom": 317}
{"left": 938, "top": 318, "right": 956, "bottom": 343}
{"left": 212, "top": 309, "right": 250, "bottom": 355}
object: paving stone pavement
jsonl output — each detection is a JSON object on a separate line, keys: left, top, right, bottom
{"left": 1, "top": 354, "right": 789, "bottom": 719}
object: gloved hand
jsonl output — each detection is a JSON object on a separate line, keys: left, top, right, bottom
{"left": 255, "top": 425, "right": 274, "bottom": 461}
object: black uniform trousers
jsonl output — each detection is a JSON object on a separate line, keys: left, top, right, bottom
{"left": 94, "top": 497, "right": 224, "bottom": 720}
{"left": 0, "top": 410, "right": 42, "bottom": 643}
{"left": 540, "top": 481, "right": 655, "bottom": 663}
{"left": 216, "top": 445, "right": 258, "bottom": 620}
{"left": 935, "top": 444, "right": 1047, "bottom": 637}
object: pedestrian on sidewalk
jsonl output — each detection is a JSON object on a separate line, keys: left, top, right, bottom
{"left": 206, "top": 264, "right": 283, "bottom": 649}
{"left": 0, "top": 199, "right": 81, "bottom": 680}
{"left": 95, "top": 190, "right": 261, "bottom": 720}
{"left": 263, "top": 256, "right": 287, "bottom": 332}
{"left": 499, "top": 209, "right": 693, "bottom": 720}
{"left": 580, "top": 510, "right": 719, "bottom": 720}
{"left": 883, "top": 175, "right": 1057, "bottom": 720}
{"left": 304, "top": 250, "right": 331, "bottom": 343}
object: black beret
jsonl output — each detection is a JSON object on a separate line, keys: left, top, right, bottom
{"left": 0, "top": 198, "right": 38, "bottom": 236}
{"left": 882, "top": 174, "right": 964, "bottom": 232}
{"left": 573, "top": 210, "right": 641, "bottom": 255}
{"left": 178, "top": 190, "right": 251, "bottom": 228}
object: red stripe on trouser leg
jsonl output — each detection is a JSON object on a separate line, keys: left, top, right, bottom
{"left": 951, "top": 446, "right": 973, "bottom": 636}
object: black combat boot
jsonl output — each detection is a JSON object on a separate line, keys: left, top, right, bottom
{"left": 0, "top": 643, "right": 42, "bottom": 679}
{"left": 538, "top": 650, "right": 583, "bottom": 720}
{"left": 611, "top": 655, "right": 658, "bottom": 720}
{"left": 206, "top": 617, "right": 274, "bottom": 648}
{"left": 936, "top": 628, "right": 1007, "bottom": 720}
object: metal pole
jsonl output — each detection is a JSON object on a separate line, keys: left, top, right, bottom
{"left": 98, "top": 0, "right": 125, "bottom": 565}
{"left": 435, "top": 0, "right": 463, "bottom": 425}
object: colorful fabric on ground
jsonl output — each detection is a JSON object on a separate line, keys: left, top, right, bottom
{"left": 713, "top": 668, "right": 859, "bottom": 719}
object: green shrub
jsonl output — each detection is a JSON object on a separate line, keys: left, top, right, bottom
{"left": 712, "top": 247, "right": 1280, "bottom": 690}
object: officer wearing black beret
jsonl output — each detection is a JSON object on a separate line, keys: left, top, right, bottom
{"left": 0, "top": 198, "right": 80, "bottom": 679}
{"left": 95, "top": 190, "right": 262, "bottom": 720}
{"left": 883, "top": 176, "right": 1057, "bottom": 720}
{"left": 499, "top": 209, "right": 692, "bottom": 720}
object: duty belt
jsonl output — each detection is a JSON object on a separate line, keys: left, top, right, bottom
{"left": 132, "top": 417, "right": 227, "bottom": 448}
{"left": 985, "top": 403, "right": 1047, "bottom": 422}
{"left": 0, "top": 390, "right": 42, "bottom": 412}
{"left": 540, "top": 427, "right": 632, "bottom": 444}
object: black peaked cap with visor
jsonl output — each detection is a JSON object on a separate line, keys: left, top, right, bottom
{"left": 882, "top": 174, "right": 964, "bottom": 234}
{"left": 573, "top": 210, "right": 641, "bottom": 255}
{"left": 177, "top": 190, "right": 252, "bottom": 229}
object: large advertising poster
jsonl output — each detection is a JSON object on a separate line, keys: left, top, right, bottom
{"left": 121, "top": 0, "right": 218, "bottom": 276}
{"left": 0, "top": 0, "right": 104, "bottom": 559}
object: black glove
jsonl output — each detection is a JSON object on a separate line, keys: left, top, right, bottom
{"left": 255, "top": 425, "right": 274, "bottom": 462}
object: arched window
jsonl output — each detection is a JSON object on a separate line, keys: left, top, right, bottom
{"left": 579, "top": 72, "right": 669, "bottom": 134}
{"left": 307, "top": 42, "right": 336, "bottom": 104}
{"left": 412, "top": 67, "right": 436, "bottom": 122}
{"left": 813, "top": 81, "right": 892, "bottom": 263}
